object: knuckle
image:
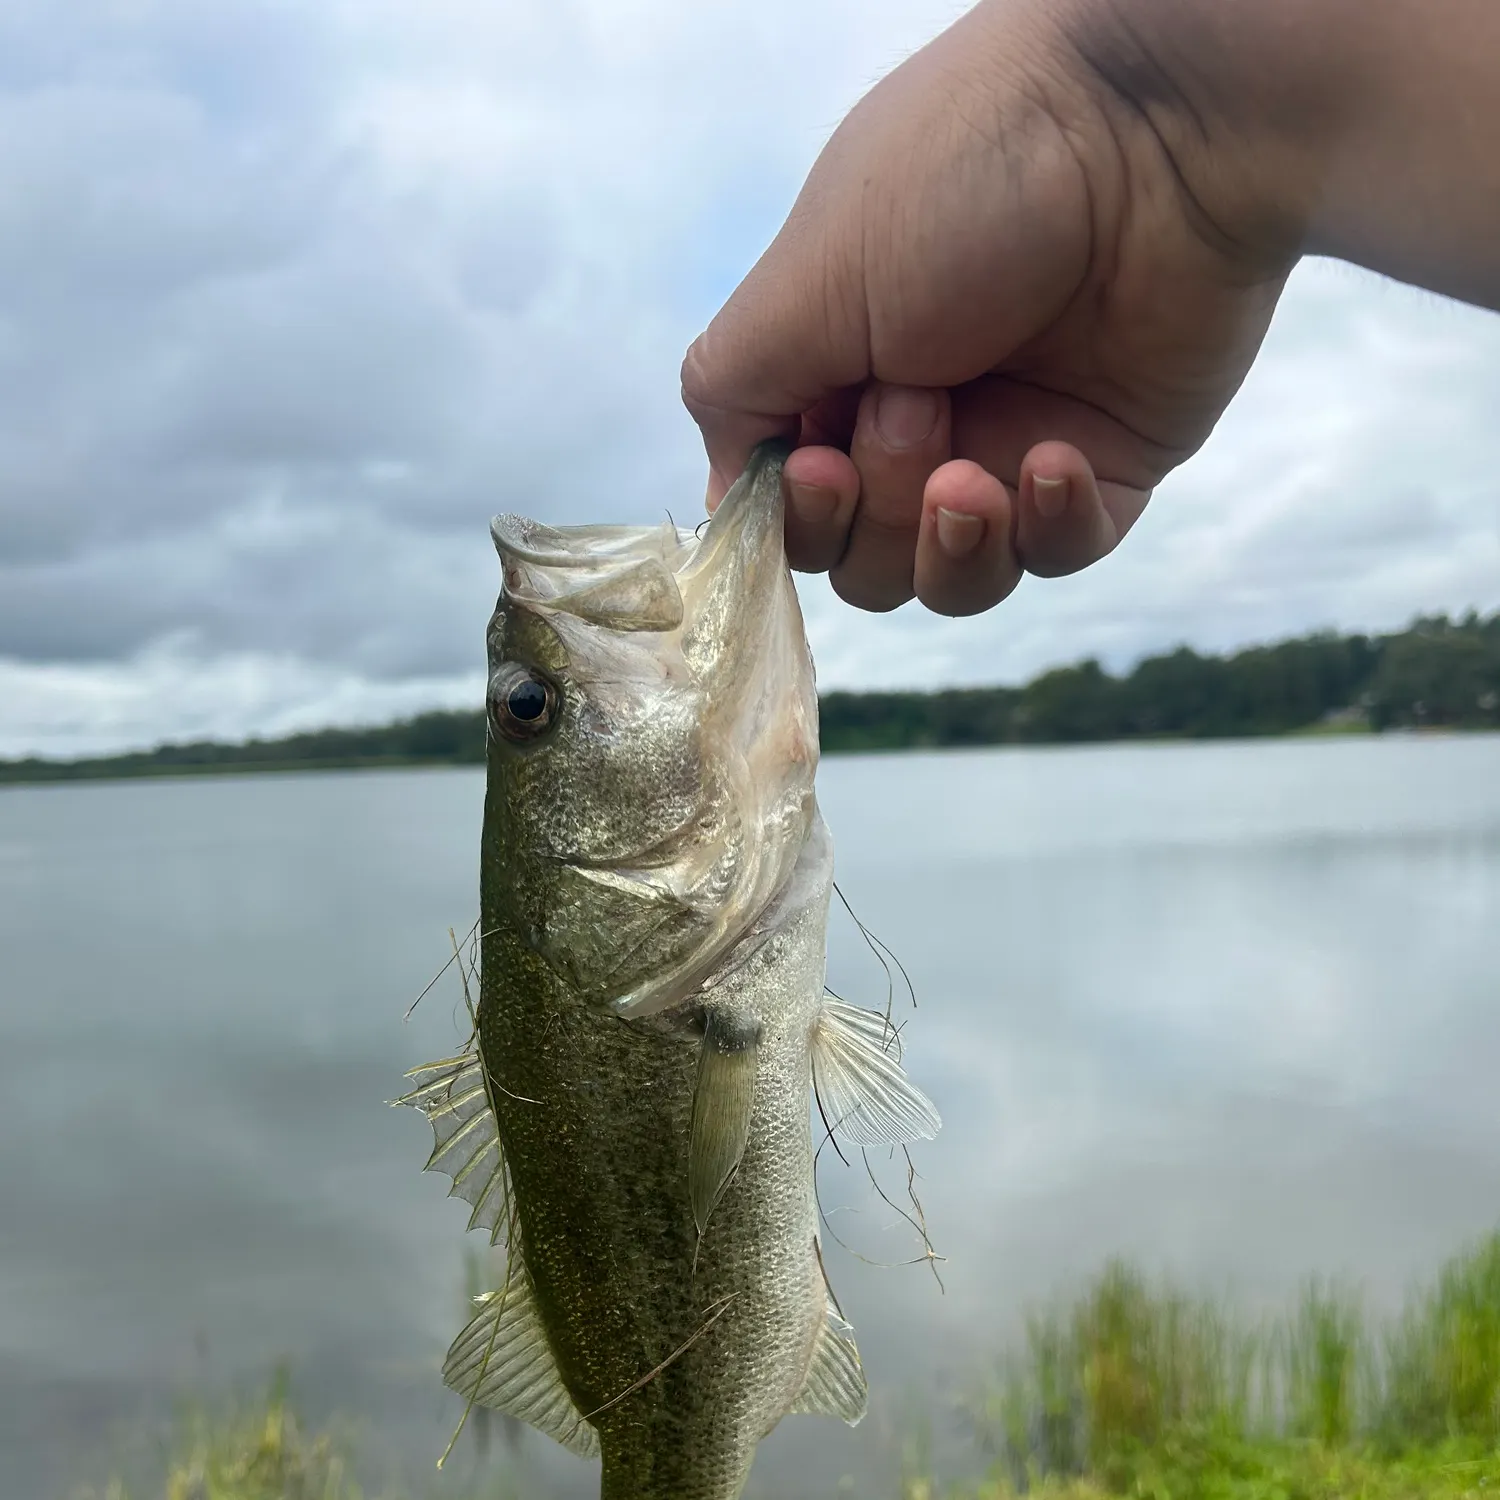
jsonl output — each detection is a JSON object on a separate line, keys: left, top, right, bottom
{"left": 844, "top": 479, "right": 926, "bottom": 537}
{"left": 678, "top": 338, "right": 720, "bottom": 418}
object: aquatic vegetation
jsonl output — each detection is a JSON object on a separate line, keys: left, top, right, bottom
{"left": 71, "top": 1379, "right": 368, "bottom": 1500}
{"left": 969, "top": 1262, "right": 1258, "bottom": 1490}
{"left": 1283, "top": 1277, "right": 1366, "bottom": 1446}
{"left": 955, "top": 1233, "right": 1500, "bottom": 1497}
{"left": 933, "top": 1436, "right": 1500, "bottom": 1499}
{"left": 1379, "top": 1232, "right": 1500, "bottom": 1447}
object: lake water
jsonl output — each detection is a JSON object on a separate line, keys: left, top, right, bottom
{"left": 4, "top": 737, "right": 1500, "bottom": 1498}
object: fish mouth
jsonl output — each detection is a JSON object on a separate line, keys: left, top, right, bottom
{"left": 491, "top": 515, "right": 695, "bottom": 633}
{"left": 491, "top": 439, "right": 818, "bottom": 1020}
{"left": 490, "top": 438, "right": 793, "bottom": 639}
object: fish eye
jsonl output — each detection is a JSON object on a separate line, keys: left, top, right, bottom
{"left": 488, "top": 664, "right": 559, "bottom": 743}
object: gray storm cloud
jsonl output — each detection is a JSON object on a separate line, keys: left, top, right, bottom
{"left": 1, "top": 0, "right": 1498, "bottom": 757}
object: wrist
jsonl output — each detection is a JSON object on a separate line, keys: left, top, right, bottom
{"left": 1294, "top": 0, "right": 1500, "bottom": 308}
{"left": 1043, "top": 0, "right": 1331, "bottom": 272}
{"left": 1050, "top": 0, "right": 1500, "bottom": 309}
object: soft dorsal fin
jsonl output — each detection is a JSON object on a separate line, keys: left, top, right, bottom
{"left": 445, "top": 1270, "right": 600, "bottom": 1459}
{"left": 688, "top": 1010, "right": 761, "bottom": 1235}
{"left": 395, "top": 1048, "right": 510, "bottom": 1243}
{"left": 789, "top": 1300, "right": 868, "bottom": 1426}
{"left": 811, "top": 1000, "right": 942, "bottom": 1146}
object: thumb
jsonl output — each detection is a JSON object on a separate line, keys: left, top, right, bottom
{"left": 680, "top": 209, "right": 872, "bottom": 504}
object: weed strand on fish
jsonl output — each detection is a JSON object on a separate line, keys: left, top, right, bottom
{"left": 438, "top": 1255, "right": 524, "bottom": 1471}
{"left": 404, "top": 916, "right": 482, "bottom": 1020}
{"left": 833, "top": 881, "right": 918, "bottom": 1036}
{"left": 575, "top": 1293, "right": 741, "bottom": 1427}
{"left": 813, "top": 901, "right": 944, "bottom": 1285}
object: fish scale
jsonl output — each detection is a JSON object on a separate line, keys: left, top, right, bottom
{"left": 400, "top": 442, "right": 940, "bottom": 1499}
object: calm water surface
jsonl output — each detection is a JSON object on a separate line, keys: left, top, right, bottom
{"left": 3, "top": 737, "right": 1500, "bottom": 1497}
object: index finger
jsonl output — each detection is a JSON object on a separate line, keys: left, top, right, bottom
{"left": 678, "top": 381, "right": 798, "bottom": 509}
{"left": 679, "top": 219, "right": 872, "bottom": 505}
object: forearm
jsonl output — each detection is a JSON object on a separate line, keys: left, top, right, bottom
{"left": 1296, "top": 0, "right": 1500, "bottom": 310}
{"left": 1059, "top": 0, "right": 1500, "bottom": 310}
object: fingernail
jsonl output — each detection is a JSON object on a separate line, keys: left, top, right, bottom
{"left": 935, "top": 506, "right": 984, "bottom": 559}
{"left": 875, "top": 386, "right": 941, "bottom": 449}
{"left": 788, "top": 480, "right": 841, "bottom": 523}
{"left": 1033, "top": 474, "right": 1069, "bottom": 519}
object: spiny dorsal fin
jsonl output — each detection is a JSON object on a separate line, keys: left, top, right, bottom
{"left": 445, "top": 1269, "right": 600, "bottom": 1459}
{"left": 689, "top": 1011, "right": 761, "bottom": 1235}
{"left": 395, "top": 1049, "right": 510, "bottom": 1244}
{"left": 811, "top": 1000, "right": 941, "bottom": 1146}
{"left": 789, "top": 1301, "right": 868, "bottom": 1426}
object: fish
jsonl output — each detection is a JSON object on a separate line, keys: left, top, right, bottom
{"left": 399, "top": 440, "right": 940, "bottom": 1500}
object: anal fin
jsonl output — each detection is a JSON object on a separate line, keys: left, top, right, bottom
{"left": 689, "top": 1010, "right": 761, "bottom": 1235}
{"left": 790, "top": 1301, "right": 868, "bottom": 1426}
{"left": 445, "top": 1268, "right": 600, "bottom": 1459}
{"left": 811, "top": 1000, "right": 941, "bottom": 1147}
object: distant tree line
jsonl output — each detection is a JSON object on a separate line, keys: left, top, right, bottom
{"left": 0, "top": 712, "right": 488, "bottom": 785}
{"left": 4, "top": 612, "right": 1500, "bottom": 785}
{"left": 822, "top": 611, "right": 1500, "bottom": 750}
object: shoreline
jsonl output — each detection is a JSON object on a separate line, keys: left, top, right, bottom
{"left": 2, "top": 721, "right": 1492, "bottom": 792}
{"left": 9, "top": 608, "right": 1500, "bottom": 788}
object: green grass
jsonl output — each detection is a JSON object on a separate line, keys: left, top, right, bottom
{"left": 71, "top": 1377, "right": 370, "bottom": 1500}
{"left": 1380, "top": 1233, "right": 1500, "bottom": 1449}
{"left": 70, "top": 1236, "right": 1500, "bottom": 1499}
{"left": 949, "top": 1233, "right": 1500, "bottom": 1498}
{"left": 925, "top": 1436, "right": 1500, "bottom": 1498}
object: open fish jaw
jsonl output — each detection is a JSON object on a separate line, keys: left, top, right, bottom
{"left": 485, "top": 441, "right": 820, "bottom": 1019}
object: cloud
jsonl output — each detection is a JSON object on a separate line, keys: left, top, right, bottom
{"left": 0, "top": 639, "right": 481, "bottom": 757}
{"left": 0, "top": 0, "right": 1497, "bottom": 756}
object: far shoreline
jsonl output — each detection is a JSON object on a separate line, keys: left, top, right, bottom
{"left": 4, "top": 721, "right": 1494, "bottom": 794}
{"left": 7, "top": 612, "right": 1497, "bottom": 789}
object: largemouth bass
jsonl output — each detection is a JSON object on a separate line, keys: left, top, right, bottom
{"left": 401, "top": 441, "right": 940, "bottom": 1500}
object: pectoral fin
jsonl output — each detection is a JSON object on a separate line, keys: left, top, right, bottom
{"left": 811, "top": 1000, "right": 941, "bottom": 1146}
{"left": 688, "top": 1011, "right": 761, "bottom": 1235}
{"left": 445, "top": 1269, "right": 600, "bottom": 1459}
{"left": 789, "top": 1300, "right": 868, "bottom": 1426}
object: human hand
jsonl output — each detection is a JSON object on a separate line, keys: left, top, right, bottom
{"left": 686, "top": 0, "right": 1500, "bottom": 618}
{"left": 681, "top": 0, "right": 1304, "bottom": 617}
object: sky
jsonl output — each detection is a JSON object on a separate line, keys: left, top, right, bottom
{"left": 1, "top": 0, "right": 1498, "bottom": 759}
